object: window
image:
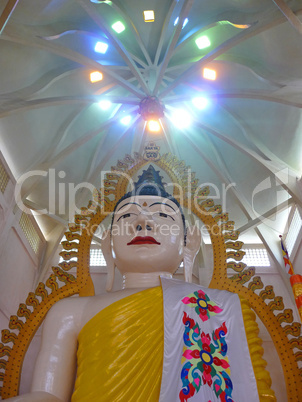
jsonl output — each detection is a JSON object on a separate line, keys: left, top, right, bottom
{"left": 90, "top": 248, "right": 106, "bottom": 266}
{"left": 241, "top": 248, "right": 270, "bottom": 267}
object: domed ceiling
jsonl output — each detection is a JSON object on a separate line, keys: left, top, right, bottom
{"left": 0, "top": 0, "right": 302, "bottom": 258}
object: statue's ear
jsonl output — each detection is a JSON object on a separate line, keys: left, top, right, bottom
{"left": 183, "top": 226, "right": 201, "bottom": 283}
{"left": 101, "top": 229, "right": 115, "bottom": 292}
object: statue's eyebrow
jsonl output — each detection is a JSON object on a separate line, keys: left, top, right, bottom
{"left": 149, "top": 202, "right": 176, "bottom": 211}
{"left": 116, "top": 202, "right": 142, "bottom": 212}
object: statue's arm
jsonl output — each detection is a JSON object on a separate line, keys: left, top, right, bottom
{"left": 5, "top": 391, "right": 63, "bottom": 401}
{"left": 7, "top": 299, "right": 82, "bottom": 401}
{"left": 31, "top": 299, "right": 80, "bottom": 400}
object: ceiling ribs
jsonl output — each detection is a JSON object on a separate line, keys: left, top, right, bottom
{"left": 202, "top": 131, "right": 252, "bottom": 214}
{"left": 43, "top": 84, "right": 116, "bottom": 165}
{"left": 153, "top": 0, "right": 194, "bottom": 95}
{"left": 45, "top": 107, "right": 138, "bottom": 170}
{"left": 161, "top": 120, "right": 180, "bottom": 159}
{"left": 78, "top": 0, "right": 150, "bottom": 94}
{"left": 160, "top": 9, "right": 302, "bottom": 98}
{"left": 85, "top": 130, "right": 113, "bottom": 181}
{"left": 0, "top": 96, "right": 109, "bottom": 118}
{"left": 238, "top": 198, "right": 294, "bottom": 234}
{"left": 202, "top": 130, "right": 296, "bottom": 245}
{"left": 220, "top": 103, "right": 301, "bottom": 177}
{"left": 19, "top": 108, "right": 137, "bottom": 201}
{"left": 158, "top": 121, "right": 178, "bottom": 157}
{"left": 0, "top": 65, "right": 81, "bottom": 101}
{"left": 50, "top": 84, "right": 118, "bottom": 158}
{"left": 1, "top": 25, "right": 145, "bottom": 98}
{"left": 153, "top": 0, "right": 179, "bottom": 67}
{"left": 137, "top": 122, "right": 148, "bottom": 157}
{"left": 181, "top": 130, "right": 295, "bottom": 287}
{"left": 181, "top": 130, "right": 253, "bottom": 220}
{"left": 26, "top": 105, "right": 87, "bottom": 174}
{"left": 84, "top": 114, "right": 141, "bottom": 191}
{"left": 193, "top": 120, "right": 302, "bottom": 208}
{"left": 0, "top": 0, "right": 19, "bottom": 34}
{"left": 40, "top": 28, "right": 149, "bottom": 70}
{"left": 0, "top": 92, "right": 141, "bottom": 118}
{"left": 163, "top": 91, "right": 302, "bottom": 109}
{"left": 109, "top": 0, "right": 152, "bottom": 67}
{"left": 22, "top": 200, "right": 103, "bottom": 248}
{"left": 272, "top": 0, "right": 302, "bottom": 33}
{"left": 18, "top": 77, "right": 136, "bottom": 196}
{"left": 165, "top": 58, "right": 285, "bottom": 89}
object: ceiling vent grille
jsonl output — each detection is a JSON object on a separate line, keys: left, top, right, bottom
{"left": 0, "top": 160, "right": 9, "bottom": 194}
{"left": 19, "top": 212, "right": 43, "bottom": 255}
{"left": 241, "top": 248, "right": 270, "bottom": 267}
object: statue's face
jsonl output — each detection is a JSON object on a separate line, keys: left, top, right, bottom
{"left": 111, "top": 195, "right": 185, "bottom": 274}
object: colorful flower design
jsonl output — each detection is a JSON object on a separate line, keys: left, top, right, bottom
{"left": 181, "top": 289, "right": 223, "bottom": 322}
{"left": 179, "top": 312, "right": 234, "bottom": 402}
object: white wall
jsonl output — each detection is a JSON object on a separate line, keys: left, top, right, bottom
{"left": 0, "top": 153, "right": 46, "bottom": 397}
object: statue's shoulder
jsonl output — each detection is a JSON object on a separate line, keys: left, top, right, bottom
{"left": 80, "top": 288, "right": 146, "bottom": 328}
{"left": 45, "top": 288, "right": 147, "bottom": 333}
{"left": 44, "top": 296, "right": 89, "bottom": 335}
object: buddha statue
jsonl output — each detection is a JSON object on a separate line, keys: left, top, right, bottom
{"left": 6, "top": 166, "right": 270, "bottom": 402}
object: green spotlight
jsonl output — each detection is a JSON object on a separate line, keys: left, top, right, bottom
{"left": 112, "top": 21, "right": 125, "bottom": 33}
{"left": 195, "top": 35, "right": 211, "bottom": 49}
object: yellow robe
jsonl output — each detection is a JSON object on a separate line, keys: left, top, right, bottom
{"left": 72, "top": 287, "right": 275, "bottom": 402}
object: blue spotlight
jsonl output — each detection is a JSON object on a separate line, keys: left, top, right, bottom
{"left": 120, "top": 115, "right": 132, "bottom": 125}
{"left": 171, "top": 109, "right": 191, "bottom": 128}
{"left": 192, "top": 97, "right": 209, "bottom": 110}
{"left": 94, "top": 41, "right": 108, "bottom": 54}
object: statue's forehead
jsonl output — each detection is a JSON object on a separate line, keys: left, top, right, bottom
{"left": 116, "top": 195, "right": 178, "bottom": 212}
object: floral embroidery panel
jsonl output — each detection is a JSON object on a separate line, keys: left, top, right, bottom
{"left": 180, "top": 291, "right": 234, "bottom": 402}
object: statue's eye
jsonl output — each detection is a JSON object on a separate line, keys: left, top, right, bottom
{"left": 116, "top": 213, "right": 132, "bottom": 222}
{"left": 157, "top": 212, "right": 174, "bottom": 221}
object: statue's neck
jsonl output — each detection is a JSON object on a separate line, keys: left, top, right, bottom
{"left": 122, "top": 272, "right": 173, "bottom": 289}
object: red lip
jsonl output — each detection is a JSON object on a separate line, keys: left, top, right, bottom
{"left": 127, "top": 236, "right": 161, "bottom": 245}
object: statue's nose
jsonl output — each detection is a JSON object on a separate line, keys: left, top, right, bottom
{"left": 134, "top": 211, "right": 154, "bottom": 232}
{"left": 136, "top": 224, "right": 152, "bottom": 231}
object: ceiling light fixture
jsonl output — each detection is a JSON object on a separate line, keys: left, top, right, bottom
{"left": 94, "top": 41, "right": 108, "bottom": 54}
{"left": 174, "top": 17, "right": 189, "bottom": 28}
{"left": 231, "top": 23, "right": 250, "bottom": 29}
{"left": 90, "top": 71, "right": 103, "bottom": 83}
{"left": 121, "top": 115, "right": 132, "bottom": 125}
{"left": 112, "top": 21, "right": 125, "bottom": 33}
{"left": 192, "top": 97, "right": 209, "bottom": 110}
{"left": 99, "top": 100, "right": 112, "bottom": 110}
{"left": 203, "top": 68, "right": 216, "bottom": 80}
{"left": 147, "top": 120, "right": 161, "bottom": 132}
{"left": 195, "top": 35, "right": 211, "bottom": 49}
{"left": 171, "top": 109, "right": 191, "bottom": 128}
{"left": 143, "top": 10, "right": 155, "bottom": 22}
{"left": 139, "top": 96, "right": 165, "bottom": 121}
